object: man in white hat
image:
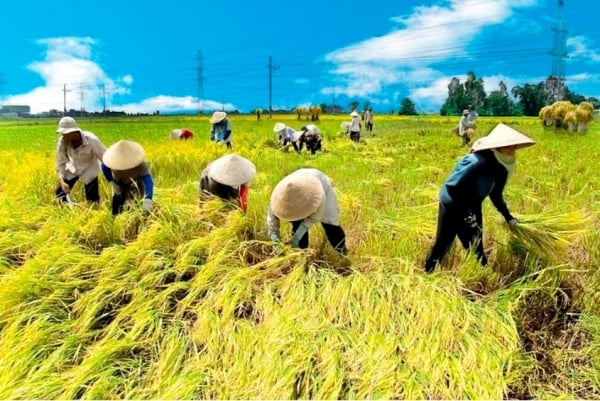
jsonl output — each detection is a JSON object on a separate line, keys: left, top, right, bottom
{"left": 209, "top": 111, "right": 232, "bottom": 149}
{"left": 424, "top": 123, "right": 535, "bottom": 273}
{"left": 458, "top": 109, "right": 472, "bottom": 146}
{"left": 199, "top": 154, "right": 256, "bottom": 212}
{"left": 348, "top": 110, "right": 362, "bottom": 143}
{"left": 297, "top": 124, "right": 322, "bottom": 155}
{"left": 267, "top": 168, "right": 348, "bottom": 255}
{"left": 101, "top": 140, "right": 154, "bottom": 215}
{"left": 273, "top": 122, "right": 301, "bottom": 152}
{"left": 364, "top": 107, "right": 374, "bottom": 132}
{"left": 54, "top": 116, "right": 107, "bottom": 205}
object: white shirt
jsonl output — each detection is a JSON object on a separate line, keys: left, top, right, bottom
{"left": 55, "top": 131, "right": 106, "bottom": 184}
{"left": 267, "top": 168, "right": 341, "bottom": 240}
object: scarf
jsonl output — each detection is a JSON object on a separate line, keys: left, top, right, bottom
{"left": 492, "top": 150, "right": 516, "bottom": 176}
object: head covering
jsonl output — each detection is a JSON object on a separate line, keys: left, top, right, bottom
{"left": 350, "top": 111, "right": 360, "bottom": 117}
{"left": 207, "top": 154, "right": 256, "bottom": 186}
{"left": 103, "top": 140, "right": 146, "bottom": 170}
{"left": 462, "top": 109, "right": 469, "bottom": 115}
{"left": 170, "top": 129, "right": 182, "bottom": 140}
{"left": 273, "top": 122, "right": 286, "bottom": 133}
{"left": 56, "top": 116, "right": 81, "bottom": 134}
{"left": 271, "top": 172, "right": 324, "bottom": 221}
{"left": 210, "top": 111, "right": 227, "bottom": 124}
{"left": 471, "top": 123, "right": 536, "bottom": 152}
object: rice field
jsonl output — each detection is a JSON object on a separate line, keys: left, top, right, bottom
{"left": 0, "top": 113, "right": 598, "bottom": 399}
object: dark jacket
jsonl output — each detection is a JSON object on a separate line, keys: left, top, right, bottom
{"left": 439, "top": 150, "right": 513, "bottom": 221}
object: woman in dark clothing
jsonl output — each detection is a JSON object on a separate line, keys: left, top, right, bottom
{"left": 199, "top": 154, "right": 256, "bottom": 212}
{"left": 424, "top": 123, "right": 536, "bottom": 273}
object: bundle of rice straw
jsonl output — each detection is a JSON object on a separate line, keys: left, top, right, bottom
{"left": 508, "top": 210, "right": 591, "bottom": 261}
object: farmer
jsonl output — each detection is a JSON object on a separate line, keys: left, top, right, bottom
{"left": 423, "top": 123, "right": 536, "bottom": 273}
{"left": 458, "top": 109, "right": 472, "bottom": 146}
{"left": 297, "top": 124, "right": 322, "bottom": 155}
{"left": 54, "top": 116, "right": 107, "bottom": 205}
{"left": 170, "top": 128, "right": 194, "bottom": 140}
{"left": 199, "top": 154, "right": 256, "bottom": 212}
{"left": 273, "top": 122, "right": 300, "bottom": 152}
{"left": 349, "top": 110, "right": 362, "bottom": 143}
{"left": 101, "top": 140, "right": 154, "bottom": 216}
{"left": 267, "top": 168, "right": 348, "bottom": 255}
{"left": 364, "top": 107, "right": 374, "bottom": 132}
{"left": 209, "top": 111, "right": 232, "bottom": 149}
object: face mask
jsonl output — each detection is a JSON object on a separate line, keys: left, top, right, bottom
{"left": 492, "top": 150, "right": 516, "bottom": 176}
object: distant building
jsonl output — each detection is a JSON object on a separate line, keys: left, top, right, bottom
{"left": 0, "top": 105, "right": 31, "bottom": 117}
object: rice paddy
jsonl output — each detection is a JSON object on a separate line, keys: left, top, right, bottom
{"left": 0, "top": 114, "right": 598, "bottom": 399}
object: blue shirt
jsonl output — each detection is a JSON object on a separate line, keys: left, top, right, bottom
{"left": 439, "top": 150, "right": 513, "bottom": 221}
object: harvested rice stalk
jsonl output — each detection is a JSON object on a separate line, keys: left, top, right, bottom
{"left": 508, "top": 211, "right": 591, "bottom": 261}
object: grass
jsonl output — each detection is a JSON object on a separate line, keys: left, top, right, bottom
{"left": 0, "top": 114, "right": 598, "bottom": 399}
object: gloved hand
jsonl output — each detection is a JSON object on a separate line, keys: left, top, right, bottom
{"left": 143, "top": 199, "right": 153, "bottom": 213}
{"left": 508, "top": 218, "right": 519, "bottom": 227}
{"left": 110, "top": 181, "right": 121, "bottom": 196}
{"left": 464, "top": 213, "right": 478, "bottom": 228}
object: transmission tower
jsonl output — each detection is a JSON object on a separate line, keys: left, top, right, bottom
{"left": 547, "top": 0, "right": 568, "bottom": 102}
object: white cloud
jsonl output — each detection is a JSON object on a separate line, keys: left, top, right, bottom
{"left": 119, "top": 95, "right": 234, "bottom": 115}
{"left": 567, "top": 36, "right": 600, "bottom": 63}
{"left": 4, "top": 37, "right": 229, "bottom": 114}
{"left": 321, "top": 0, "right": 538, "bottom": 105}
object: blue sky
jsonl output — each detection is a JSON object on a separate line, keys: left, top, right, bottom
{"left": 2, "top": 0, "right": 598, "bottom": 114}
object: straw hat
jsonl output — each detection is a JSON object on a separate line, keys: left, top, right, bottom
{"left": 271, "top": 172, "right": 324, "bottom": 221}
{"left": 103, "top": 140, "right": 146, "bottom": 170}
{"left": 210, "top": 111, "right": 227, "bottom": 124}
{"left": 471, "top": 123, "right": 536, "bottom": 152}
{"left": 273, "top": 122, "right": 286, "bottom": 132}
{"left": 56, "top": 116, "right": 81, "bottom": 134}
{"left": 207, "top": 154, "right": 256, "bottom": 186}
{"left": 350, "top": 111, "right": 359, "bottom": 117}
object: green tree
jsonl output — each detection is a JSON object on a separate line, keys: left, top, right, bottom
{"left": 483, "top": 80, "right": 515, "bottom": 116}
{"left": 398, "top": 98, "right": 417, "bottom": 115}
{"left": 440, "top": 77, "right": 466, "bottom": 115}
{"left": 511, "top": 82, "right": 548, "bottom": 116}
{"left": 463, "top": 71, "right": 486, "bottom": 109}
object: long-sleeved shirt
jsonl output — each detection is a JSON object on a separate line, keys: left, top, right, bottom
{"left": 439, "top": 150, "right": 513, "bottom": 221}
{"left": 55, "top": 131, "right": 106, "bottom": 184}
{"left": 267, "top": 168, "right": 340, "bottom": 240}
{"left": 279, "top": 126, "right": 297, "bottom": 142}
{"left": 101, "top": 162, "right": 154, "bottom": 200}
{"left": 349, "top": 117, "right": 361, "bottom": 132}
{"left": 210, "top": 119, "right": 232, "bottom": 144}
{"left": 458, "top": 115, "right": 470, "bottom": 136}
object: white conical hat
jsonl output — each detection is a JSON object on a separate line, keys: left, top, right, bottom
{"left": 271, "top": 172, "right": 324, "bottom": 221}
{"left": 273, "top": 122, "right": 286, "bottom": 132}
{"left": 350, "top": 111, "right": 359, "bottom": 117}
{"left": 210, "top": 111, "right": 227, "bottom": 124}
{"left": 207, "top": 154, "right": 256, "bottom": 186}
{"left": 471, "top": 123, "right": 536, "bottom": 152}
{"left": 103, "top": 140, "right": 146, "bottom": 170}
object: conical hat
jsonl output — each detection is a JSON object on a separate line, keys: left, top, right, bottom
{"left": 103, "top": 140, "right": 146, "bottom": 170}
{"left": 207, "top": 154, "right": 256, "bottom": 186}
{"left": 471, "top": 123, "right": 536, "bottom": 152}
{"left": 350, "top": 111, "right": 359, "bottom": 117}
{"left": 273, "top": 122, "right": 286, "bottom": 132}
{"left": 271, "top": 172, "right": 324, "bottom": 221}
{"left": 210, "top": 111, "right": 227, "bottom": 124}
